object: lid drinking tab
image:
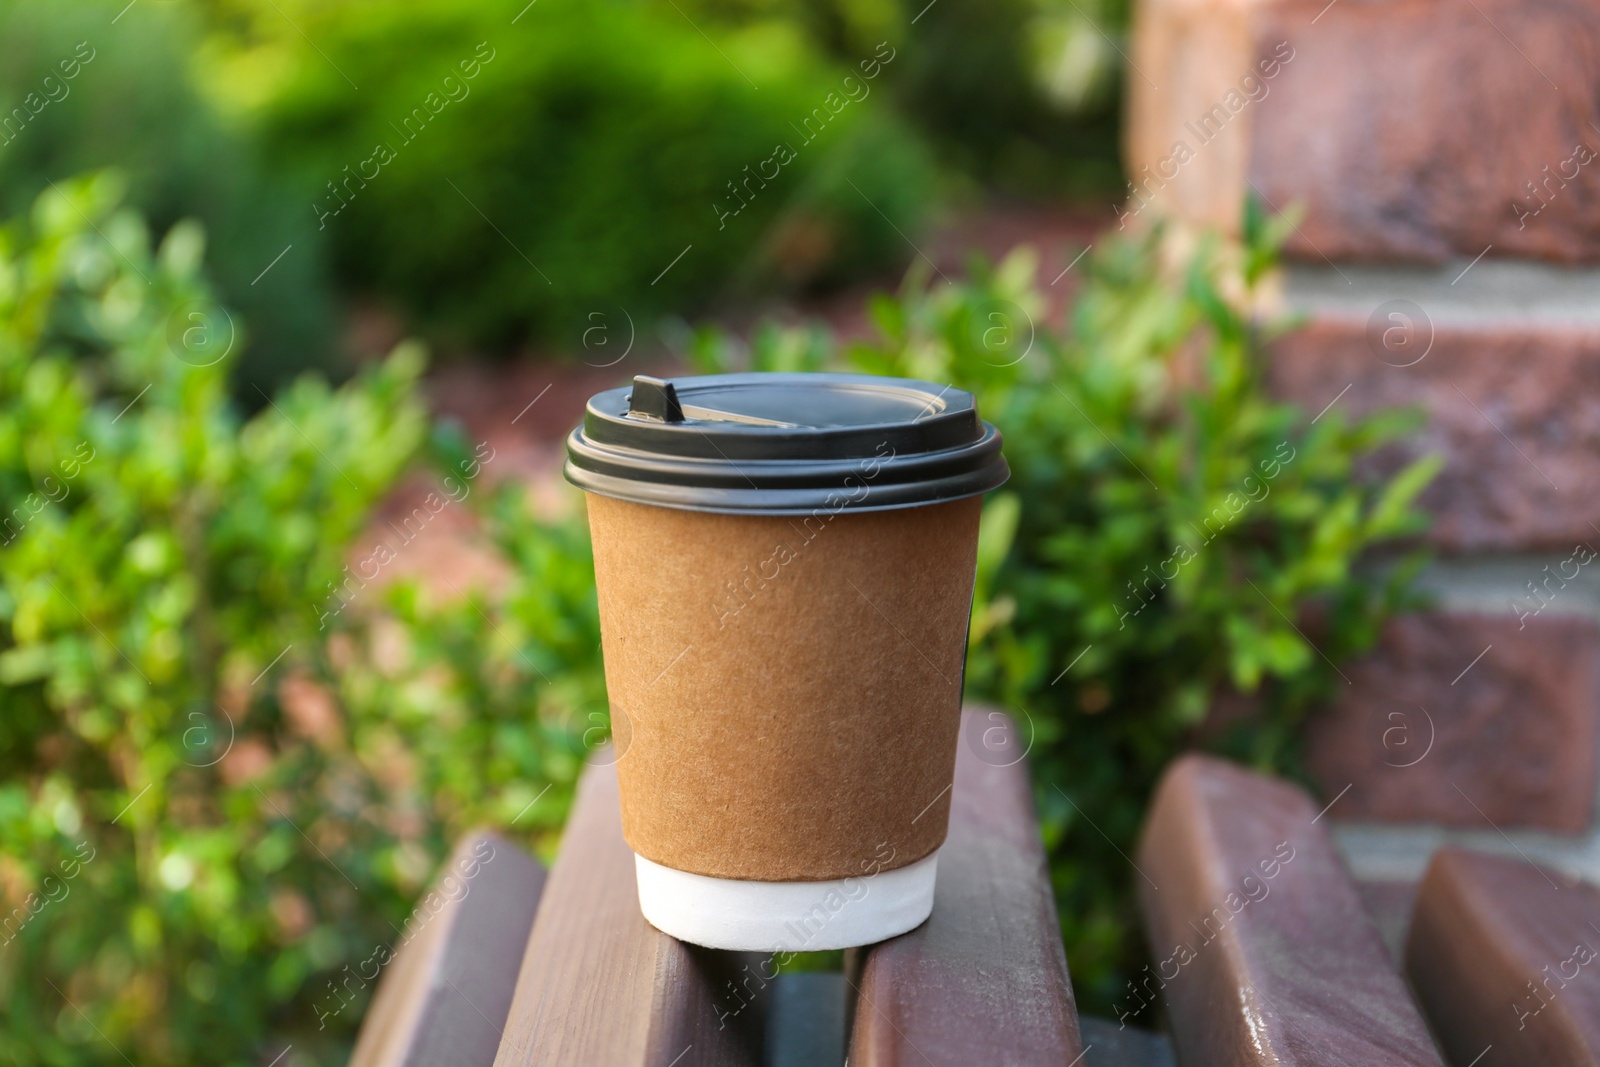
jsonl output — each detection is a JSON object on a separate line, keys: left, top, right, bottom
{"left": 626, "top": 375, "right": 685, "bottom": 423}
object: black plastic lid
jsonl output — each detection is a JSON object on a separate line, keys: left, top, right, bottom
{"left": 564, "top": 372, "right": 1009, "bottom": 514}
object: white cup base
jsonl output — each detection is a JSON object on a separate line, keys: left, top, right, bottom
{"left": 633, "top": 850, "right": 939, "bottom": 951}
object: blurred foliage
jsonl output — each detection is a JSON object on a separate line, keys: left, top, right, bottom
{"left": 0, "top": 177, "right": 602, "bottom": 1065}
{"left": 0, "top": 0, "right": 1133, "bottom": 387}
{"left": 0, "top": 0, "right": 337, "bottom": 395}
{"left": 894, "top": 0, "right": 1125, "bottom": 197}
{"left": 691, "top": 203, "right": 1440, "bottom": 1013}
{"left": 0, "top": 0, "right": 1131, "bottom": 379}
{"left": 657, "top": 0, "right": 1129, "bottom": 197}
{"left": 206, "top": 0, "right": 936, "bottom": 351}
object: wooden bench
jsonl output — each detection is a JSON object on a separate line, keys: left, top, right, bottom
{"left": 1407, "top": 847, "right": 1600, "bottom": 1066}
{"left": 347, "top": 831, "right": 546, "bottom": 1067}
{"left": 348, "top": 710, "right": 1600, "bottom": 1066}
{"left": 1135, "top": 755, "right": 1441, "bottom": 1066}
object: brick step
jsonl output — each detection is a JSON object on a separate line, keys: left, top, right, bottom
{"left": 1303, "top": 610, "right": 1600, "bottom": 834}
{"left": 1271, "top": 263, "right": 1600, "bottom": 552}
{"left": 1125, "top": 0, "right": 1600, "bottom": 262}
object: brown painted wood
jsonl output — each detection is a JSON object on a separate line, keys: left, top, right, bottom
{"left": 349, "top": 830, "right": 546, "bottom": 1067}
{"left": 1135, "top": 755, "right": 1442, "bottom": 1066}
{"left": 1406, "top": 847, "right": 1600, "bottom": 1067}
{"left": 493, "top": 756, "right": 767, "bottom": 1067}
{"left": 847, "top": 709, "right": 1084, "bottom": 1066}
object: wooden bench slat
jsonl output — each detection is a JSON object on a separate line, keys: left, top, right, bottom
{"left": 349, "top": 831, "right": 547, "bottom": 1067}
{"left": 493, "top": 756, "right": 766, "bottom": 1067}
{"left": 1135, "top": 755, "right": 1442, "bottom": 1067}
{"left": 1405, "top": 847, "right": 1600, "bottom": 1067}
{"left": 847, "top": 709, "right": 1084, "bottom": 1066}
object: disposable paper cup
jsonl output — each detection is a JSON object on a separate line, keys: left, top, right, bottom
{"left": 565, "top": 373, "right": 1008, "bottom": 951}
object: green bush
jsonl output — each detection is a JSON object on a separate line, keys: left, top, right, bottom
{"left": 233, "top": 0, "right": 936, "bottom": 350}
{"left": 0, "top": 0, "right": 338, "bottom": 394}
{"left": 692, "top": 205, "right": 1439, "bottom": 1012}
{"left": 0, "top": 176, "right": 599, "bottom": 1066}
